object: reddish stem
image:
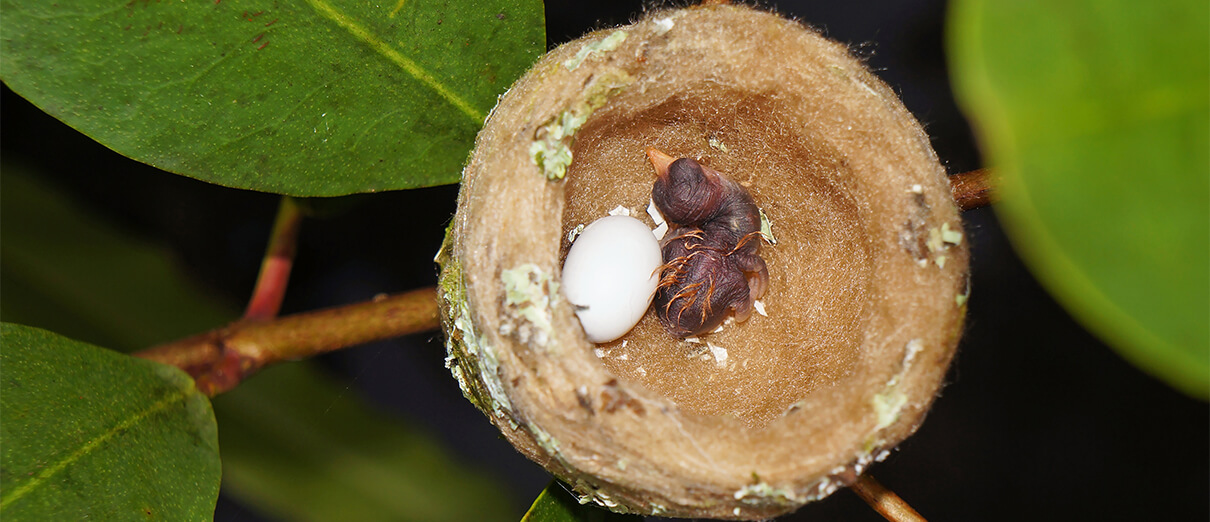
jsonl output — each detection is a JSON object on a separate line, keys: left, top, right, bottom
{"left": 244, "top": 197, "right": 304, "bottom": 321}
{"left": 850, "top": 475, "right": 927, "bottom": 522}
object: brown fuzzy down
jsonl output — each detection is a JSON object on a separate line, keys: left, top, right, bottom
{"left": 650, "top": 155, "right": 769, "bottom": 338}
{"left": 655, "top": 226, "right": 760, "bottom": 337}
{"left": 442, "top": 4, "right": 969, "bottom": 520}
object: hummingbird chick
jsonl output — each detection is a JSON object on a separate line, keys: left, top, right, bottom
{"left": 647, "top": 148, "right": 769, "bottom": 338}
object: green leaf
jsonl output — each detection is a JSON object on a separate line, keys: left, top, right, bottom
{"left": 214, "top": 362, "right": 514, "bottom": 522}
{"left": 0, "top": 166, "right": 233, "bottom": 352}
{"left": 520, "top": 481, "right": 641, "bottom": 522}
{"left": 0, "top": 0, "right": 544, "bottom": 196}
{"left": 949, "top": 0, "right": 1210, "bottom": 397}
{"left": 0, "top": 166, "right": 515, "bottom": 520}
{"left": 0, "top": 323, "right": 220, "bottom": 520}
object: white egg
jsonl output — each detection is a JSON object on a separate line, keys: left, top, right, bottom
{"left": 562, "top": 215, "right": 662, "bottom": 343}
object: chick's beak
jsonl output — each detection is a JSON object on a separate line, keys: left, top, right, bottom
{"left": 645, "top": 147, "right": 676, "bottom": 180}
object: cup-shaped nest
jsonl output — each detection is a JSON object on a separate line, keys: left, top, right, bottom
{"left": 437, "top": 4, "right": 969, "bottom": 519}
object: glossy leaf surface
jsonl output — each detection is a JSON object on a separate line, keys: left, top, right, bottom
{"left": 0, "top": 0, "right": 544, "bottom": 195}
{"left": 520, "top": 481, "right": 641, "bottom": 522}
{"left": 949, "top": 0, "right": 1209, "bottom": 397}
{"left": 0, "top": 323, "right": 220, "bottom": 520}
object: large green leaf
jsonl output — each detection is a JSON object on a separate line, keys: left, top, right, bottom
{"left": 0, "top": 323, "right": 221, "bottom": 520}
{"left": 0, "top": 167, "right": 515, "bottom": 519}
{"left": 0, "top": 0, "right": 544, "bottom": 196}
{"left": 520, "top": 481, "right": 641, "bottom": 522}
{"left": 948, "top": 0, "right": 1210, "bottom": 397}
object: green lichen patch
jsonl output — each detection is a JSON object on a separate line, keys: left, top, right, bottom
{"left": 871, "top": 339, "right": 923, "bottom": 431}
{"left": 732, "top": 481, "right": 802, "bottom": 507}
{"left": 529, "top": 71, "right": 634, "bottom": 180}
{"left": 528, "top": 113, "right": 580, "bottom": 180}
{"left": 956, "top": 278, "right": 972, "bottom": 307}
{"left": 872, "top": 390, "right": 909, "bottom": 431}
{"left": 563, "top": 30, "right": 628, "bottom": 70}
{"left": 500, "top": 264, "right": 559, "bottom": 347}
{"left": 925, "top": 221, "right": 964, "bottom": 269}
{"left": 436, "top": 231, "right": 513, "bottom": 423}
{"left": 940, "top": 222, "right": 964, "bottom": 245}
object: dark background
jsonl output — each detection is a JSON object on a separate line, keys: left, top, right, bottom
{"left": 3, "top": 1, "right": 1206, "bottom": 520}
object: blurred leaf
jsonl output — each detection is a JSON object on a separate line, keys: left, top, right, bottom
{"left": 0, "top": 166, "right": 232, "bottom": 352}
{"left": 520, "top": 481, "right": 641, "bottom": 522}
{"left": 214, "top": 362, "right": 513, "bottom": 522}
{"left": 0, "top": 323, "right": 220, "bottom": 520}
{"left": 0, "top": 167, "right": 515, "bottom": 519}
{"left": 949, "top": 0, "right": 1210, "bottom": 398}
{"left": 0, "top": 0, "right": 544, "bottom": 196}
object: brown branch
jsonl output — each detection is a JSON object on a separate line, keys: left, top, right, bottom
{"left": 244, "top": 197, "right": 304, "bottom": 320}
{"left": 950, "top": 168, "right": 997, "bottom": 211}
{"left": 850, "top": 475, "right": 927, "bottom": 522}
{"left": 135, "top": 287, "right": 441, "bottom": 396}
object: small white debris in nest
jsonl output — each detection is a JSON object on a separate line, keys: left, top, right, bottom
{"left": 653, "top": 17, "right": 675, "bottom": 35}
{"left": 652, "top": 222, "right": 668, "bottom": 240}
{"left": 684, "top": 336, "right": 702, "bottom": 344}
{"left": 712, "top": 323, "right": 725, "bottom": 334}
{"left": 733, "top": 507, "right": 742, "bottom": 516}
{"left": 567, "top": 223, "right": 586, "bottom": 243}
{"left": 904, "top": 339, "right": 924, "bottom": 366}
{"left": 909, "top": 183, "right": 924, "bottom": 194}
{"left": 621, "top": 340, "right": 629, "bottom": 348}
{"left": 636, "top": 367, "right": 647, "bottom": 376}
{"left": 753, "top": 300, "right": 768, "bottom": 317}
{"left": 708, "top": 342, "right": 728, "bottom": 367}
{"left": 594, "top": 348, "right": 605, "bottom": 358}
{"left": 618, "top": 353, "right": 629, "bottom": 360}
{"left": 647, "top": 198, "right": 666, "bottom": 226}
{"left": 608, "top": 205, "right": 630, "bottom": 217}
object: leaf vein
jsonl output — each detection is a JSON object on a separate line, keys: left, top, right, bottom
{"left": 0, "top": 389, "right": 189, "bottom": 510}
{"left": 303, "top": 0, "right": 484, "bottom": 123}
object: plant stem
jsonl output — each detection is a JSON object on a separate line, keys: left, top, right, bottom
{"left": 951, "top": 168, "right": 996, "bottom": 211}
{"left": 850, "top": 475, "right": 927, "bottom": 522}
{"left": 135, "top": 287, "right": 440, "bottom": 396}
{"left": 244, "top": 197, "right": 304, "bottom": 321}
{"left": 142, "top": 169, "right": 993, "bottom": 396}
